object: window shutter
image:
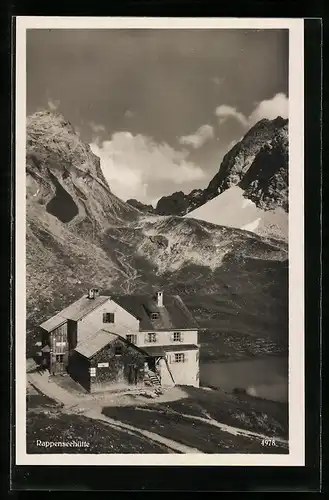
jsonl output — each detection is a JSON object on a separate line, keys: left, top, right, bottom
{"left": 144, "top": 333, "right": 149, "bottom": 343}
{"left": 184, "top": 352, "right": 188, "bottom": 362}
{"left": 181, "top": 332, "right": 184, "bottom": 342}
{"left": 170, "top": 333, "right": 174, "bottom": 342}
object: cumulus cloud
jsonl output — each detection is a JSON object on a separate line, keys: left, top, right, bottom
{"left": 90, "top": 132, "right": 206, "bottom": 203}
{"left": 215, "top": 93, "right": 288, "bottom": 128}
{"left": 179, "top": 124, "right": 214, "bottom": 149}
{"left": 248, "top": 92, "right": 288, "bottom": 126}
{"left": 47, "top": 98, "right": 60, "bottom": 111}
{"left": 215, "top": 105, "right": 248, "bottom": 127}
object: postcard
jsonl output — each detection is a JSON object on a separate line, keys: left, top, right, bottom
{"left": 15, "top": 16, "right": 304, "bottom": 466}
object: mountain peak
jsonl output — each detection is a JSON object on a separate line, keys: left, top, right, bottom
{"left": 26, "top": 110, "right": 139, "bottom": 229}
{"left": 129, "top": 117, "right": 288, "bottom": 220}
{"left": 27, "top": 110, "right": 100, "bottom": 176}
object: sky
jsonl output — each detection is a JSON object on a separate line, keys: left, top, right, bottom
{"left": 26, "top": 29, "right": 289, "bottom": 206}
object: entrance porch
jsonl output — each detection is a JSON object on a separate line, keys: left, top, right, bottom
{"left": 142, "top": 346, "right": 175, "bottom": 387}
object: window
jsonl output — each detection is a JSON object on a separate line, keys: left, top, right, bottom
{"left": 173, "top": 332, "right": 182, "bottom": 342}
{"left": 114, "top": 345, "right": 123, "bottom": 355}
{"left": 126, "top": 334, "right": 137, "bottom": 344}
{"left": 56, "top": 354, "right": 64, "bottom": 363}
{"left": 174, "top": 353, "right": 185, "bottom": 363}
{"left": 103, "top": 312, "right": 114, "bottom": 323}
{"left": 150, "top": 313, "right": 159, "bottom": 320}
{"left": 147, "top": 333, "right": 157, "bottom": 343}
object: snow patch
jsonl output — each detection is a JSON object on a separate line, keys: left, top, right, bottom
{"left": 184, "top": 185, "right": 287, "bottom": 241}
{"left": 242, "top": 198, "right": 254, "bottom": 208}
{"left": 242, "top": 218, "right": 262, "bottom": 232}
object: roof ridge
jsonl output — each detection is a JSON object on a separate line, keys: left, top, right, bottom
{"left": 74, "top": 329, "right": 118, "bottom": 359}
{"left": 76, "top": 327, "right": 114, "bottom": 348}
{"left": 99, "top": 328, "right": 120, "bottom": 336}
{"left": 60, "top": 294, "right": 109, "bottom": 321}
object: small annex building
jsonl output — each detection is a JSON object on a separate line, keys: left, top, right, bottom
{"left": 39, "top": 288, "right": 200, "bottom": 393}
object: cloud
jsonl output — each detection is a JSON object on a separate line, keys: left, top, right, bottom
{"left": 124, "top": 109, "right": 134, "bottom": 119}
{"left": 248, "top": 92, "right": 288, "bottom": 126}
{"left": 215, "top": 93, "right": 288, "bottom": 129}
{"left": 179, "top": 124, "right": 214, "bottom": 149}
{"left": 90, "top": 132, "right": 206, "bottom": 203}
{"left": 215, "top": 105, "right": 248, "bottom": 127}
{"left": 89, "top": 121, "right": 106, "bottom": 133}
{"left": 47, "top": 98, "right": 60, "bottom": 111}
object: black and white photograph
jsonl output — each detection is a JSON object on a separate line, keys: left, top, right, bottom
{"left": 15, "top": 17, "right": 305, "bottom": 466}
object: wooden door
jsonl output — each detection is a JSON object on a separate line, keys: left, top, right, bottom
{"left": 52, "top": 354, "right": 66, "bottom": 374}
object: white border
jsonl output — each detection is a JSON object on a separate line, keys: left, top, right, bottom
{"left": 15, "top": 17, "right": 304, "bottom": 466}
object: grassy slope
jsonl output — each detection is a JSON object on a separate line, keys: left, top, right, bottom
{"left": 161, "top": 257, "right": 288, "bottom": 353}
{"left": 26, "top": 387, "right": 287, "bottom": 454}
{"left": 26, "top": 393, "right": 170, "bottom": 454}
{"left": 102, "top": 386, "right": 288, "bottom": 454}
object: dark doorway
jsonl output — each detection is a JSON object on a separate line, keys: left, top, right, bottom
{"left": 128, "top": 364, "right": 138, "bottom": 385}
{"left": 146, "top": 357, "right": 156, "bottom": 372}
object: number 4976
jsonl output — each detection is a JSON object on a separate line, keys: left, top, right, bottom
{"left": 261, "top": 438, "right": 276, "bottom": 446}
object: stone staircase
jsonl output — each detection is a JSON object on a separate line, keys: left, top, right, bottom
{"left": 144, "top": 369, "right": 161, "bottom": 387}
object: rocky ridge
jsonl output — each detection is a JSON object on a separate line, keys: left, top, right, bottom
{"left": 127, "top": 117, "right": 288, "bottom": 217}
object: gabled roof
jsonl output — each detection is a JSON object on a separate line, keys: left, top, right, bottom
{"left": 74, "top": 329, "right": 118, "bottom": 359}
{"left": 40, "top": 294, "right": 110, "bottom": 332}
{"left": 40, "top": 292, "right": 198, "bottom": 333}
{"left": 39, "top": 312, "right": 67, "bottom": 332}
{"left": 111, "top": 294, "right": 198, "bottom": 331}
{"left": 74, "top": 328, "right": 147, "bottom": 359}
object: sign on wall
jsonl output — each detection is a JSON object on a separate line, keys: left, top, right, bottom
{"left": 97, "top": 362, "right": 109, "bottom": 368}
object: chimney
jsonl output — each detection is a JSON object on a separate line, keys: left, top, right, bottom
{"left": 88, "top": 288, "right": 99, "bottom": 299}
{"left": 155, "top": 291, "right": 163, "bottom": 307}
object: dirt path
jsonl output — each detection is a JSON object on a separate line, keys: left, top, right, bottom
{"left": 28, "top": 372, "right": 83, "bottom": 407}
{"left": 200, "top": 410, "right": 288, "bottom": 446}
{"left": 84, "top": 409, "right": 203, "bottom": 454}
{"left": 28, "top": 373, "right": 287, "bottom": 451}
{"left": 138, "top": 407, "right": 288, "bottom": 447}
{"left": 28, "top": 373, "right": 204, "bottom": 453}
